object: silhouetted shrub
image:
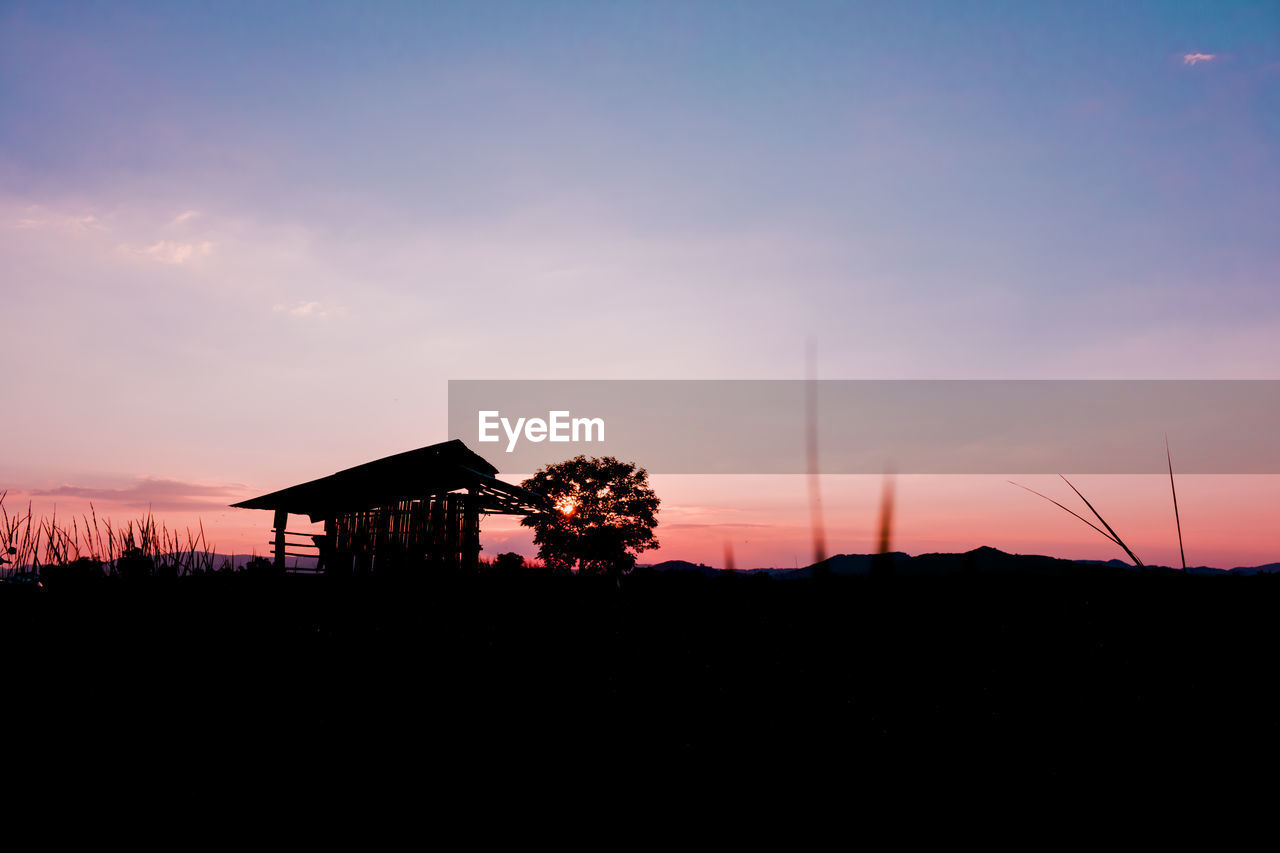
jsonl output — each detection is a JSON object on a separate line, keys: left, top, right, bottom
{"left": 495, "top": 552, "right": 526, "bottom": 576}
{"left": 244, "top": 556, "right": 278, "bottom": 577}
{"left": 41, "top": 556, "right": 104, "bottom": 586}
{"left": 117, "top": 547, "right": 154, "bottom": 580}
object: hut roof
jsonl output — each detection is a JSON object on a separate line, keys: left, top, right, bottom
{"left": 231, "top": 440, "right": 547, "bottom": 520}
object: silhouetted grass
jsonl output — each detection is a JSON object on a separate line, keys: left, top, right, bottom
{"left": 0, "top": 492, "right": 216, "bottom": 580}
{"left": 1013, "top": 436, "right": 1198, "bottom": 571}
{"left": 1167, "top": 436, "right": 1186, "bottom": 570}
{"left": 1011, "top": 476, "right": 1145, "bottom": 568}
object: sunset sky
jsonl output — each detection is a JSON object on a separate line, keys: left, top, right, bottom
{"left": 4, "top": 1, "right": 1279, "bottom": 568}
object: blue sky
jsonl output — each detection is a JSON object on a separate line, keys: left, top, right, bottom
{"left": 2, "top": 1, "right": 1278, "bottom": 563}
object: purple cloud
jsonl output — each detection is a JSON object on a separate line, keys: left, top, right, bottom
{"left": 32, "top": 477, "right": 247, "bottom": 512}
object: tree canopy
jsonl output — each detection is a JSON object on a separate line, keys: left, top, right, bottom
{"left": 520, "top": 456, "right": 660, "bottom": 576}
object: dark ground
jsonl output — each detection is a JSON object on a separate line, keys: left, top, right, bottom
{"left": 6, "top": 566, "right": 1280, "bottom": 791}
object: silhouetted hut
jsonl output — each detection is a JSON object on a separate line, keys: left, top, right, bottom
{"left": 231, "top": 440, "right": 546, "bottom": 573}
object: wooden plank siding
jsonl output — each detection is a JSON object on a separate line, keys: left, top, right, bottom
{"left": 322, "top": 493, "right": 481, "bottom": 574}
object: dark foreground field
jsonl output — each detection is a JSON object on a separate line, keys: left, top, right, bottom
{"left": 6, "top": 566, "right": 1280, "bottom": 790}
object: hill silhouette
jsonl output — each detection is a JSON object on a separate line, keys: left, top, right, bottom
{"left": 648, "top": 546, "right": 1280, "bottom": 578}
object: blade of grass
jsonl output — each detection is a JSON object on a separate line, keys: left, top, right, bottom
{"left": 1059, "top": 475, "right": 1144, "bottom": 568}
{"left": 1009, "top": 480, "right": 1121, "bottom": 545}
{"left": 1167, "top": 435, "right": 1186, "bottom": 571}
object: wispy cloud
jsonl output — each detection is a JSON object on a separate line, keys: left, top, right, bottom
{"left": 125, "top": 239, "right": 214, "bottom": 264}
{"left": 32, "top": 477, "right": 247, "bottom": 512}
{"left": 1183, "top": 53, "right": 1217, "bottom": 66}
{"left": 171, "top": 210, "right": 200, "bottom": 225}
{"left": 11, "top": 211, "right": 102, "bottom": 230}
{"left": 272, "top": 300, "right": 345, "bottom": 318}
{"left": 664, "top": 522, "right": 773, "bottom": 530}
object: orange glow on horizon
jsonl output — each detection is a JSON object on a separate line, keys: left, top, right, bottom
{"left": 6, "top": 473, "right": 1279, "bottom": 572}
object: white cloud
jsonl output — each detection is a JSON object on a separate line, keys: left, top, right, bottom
{"left": 127, "top": 240, "right": 214, "bottom": 264}
{"left": 1183, "top": 53, "right": 1217, "bottom": 66}
{"left": 172, "top": 210, "right": 200, "bottom": 225}
{"left": 272, "top": 300, "right": 344, "bottom": 318}
{"left": 11, "top": 211, "right": 101, "bottom": 230}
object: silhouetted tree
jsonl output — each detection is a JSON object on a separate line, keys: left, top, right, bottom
{"left": 520, "top": 456, "right": 659, "bottom": 577}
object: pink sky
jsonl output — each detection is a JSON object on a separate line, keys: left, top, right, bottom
{"left": 7, "top": 472, "right": 1278, "bottom": 570}
{"left": 4, "top": 5, "right": 1278, "bottom": 573}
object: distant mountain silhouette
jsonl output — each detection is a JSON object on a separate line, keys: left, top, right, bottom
{"left": 644, "top": 547, "right": 1280, "bottom": 578}
{"left": 1222, "top": 562, "right": 1280, "bottom": 575}
{"left": 1073, "top": 558, "right": 1136, "bottom": 569}
{"left": 28, "top": 545, "right": 1273, "bottom": 581}
{"left": 645, "top": 559, "right": 719, "bottom": 576}
{"left": 196, "top": 552, "right": 320, "bottom": 571}
{"left": 29, "top": 548, "right": 1263, "bottom": 581}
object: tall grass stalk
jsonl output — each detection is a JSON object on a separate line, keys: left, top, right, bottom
{"left": 1010, "top": 476, "right": 1145, "bottom": 568}
{"left": 0, "top": 492, "right": 216, "bottom": 579}
{"left": 1167, "top": 436, "right": 1186, "bottom": 570}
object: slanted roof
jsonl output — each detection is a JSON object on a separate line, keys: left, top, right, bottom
{"left": 231, "top": 439, "right": 547, "bottom": 520}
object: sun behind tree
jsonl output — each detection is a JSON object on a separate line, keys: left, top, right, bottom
{"left": 520, "top": 456, "right": 660, "bottom": 577}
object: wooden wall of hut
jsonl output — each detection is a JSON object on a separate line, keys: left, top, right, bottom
{"left": 321, "top": 492, "right": 481, "bottom": 575}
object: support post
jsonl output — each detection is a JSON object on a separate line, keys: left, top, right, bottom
{"left": 464, "top": 490, "right": 481, "bottom": 572}
{"left": 273, "top": 508, "right": 288, "bottom": 571}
